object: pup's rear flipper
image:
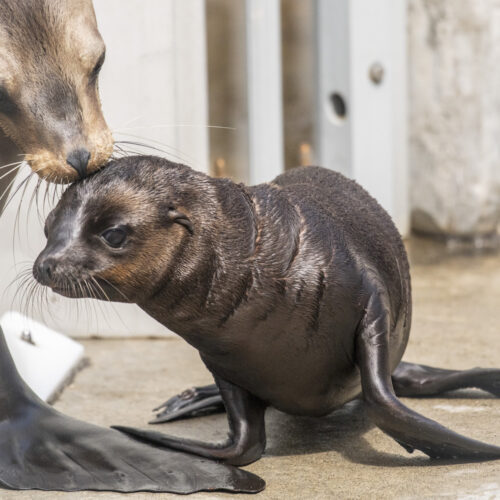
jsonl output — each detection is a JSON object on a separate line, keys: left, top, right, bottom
{"left": 393, "top": 361, "right": 500, "bottom": 398}
{"left": 0, "top": 329, "right": 264, "bottom": 493}
{"left": 357, "top": 292, "right": 500, "bottom": 460}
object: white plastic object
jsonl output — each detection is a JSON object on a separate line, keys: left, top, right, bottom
{"left": 1, "top": 311, "right": 85, "bottom": 402}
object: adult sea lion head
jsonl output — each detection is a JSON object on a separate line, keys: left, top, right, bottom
{"left": 0, "top": 0, "right": 113, "bottom": 182}
{"left": 33, "top": 156, "right": 213, "bottom": 303}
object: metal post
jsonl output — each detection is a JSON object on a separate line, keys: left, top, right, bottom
{"left": 316, "top": 0, "right": 409, "bottom": 235}
{"left": 246, "top": 0, "right": 284, "bottom": 185}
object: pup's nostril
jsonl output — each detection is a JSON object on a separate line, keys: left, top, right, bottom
{"left": 38, "top": 258, "right": 56, "bottom": 283}
{"left": 66, "top": 148, "right": 91, "bottom": 179}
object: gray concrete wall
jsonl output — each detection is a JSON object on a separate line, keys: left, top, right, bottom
{"left": 409, "top": 0, "right": 500, "bottom": 237}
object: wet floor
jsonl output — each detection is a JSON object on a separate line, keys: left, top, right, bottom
{"left": 3, "top": 236, "right": 500, "bottom": 499}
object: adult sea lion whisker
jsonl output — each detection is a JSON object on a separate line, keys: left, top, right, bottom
{"left": 113, "top": 124, "right": 235, "bottom": 132}
{"left": 0, "top": 160, "right": 23, "bottom": 171}
{"left": 42, "top": 174, "right": 53, "bottom": 213}
{"left": 13, "top": 172, "right": 36, "bottom": 252}
{"left": 112, "top": 143, "right": 133, "bottom": 158}
{"left": 0, "top": 163, "right": 22, "bottom": 179}
{"left": 114, "top": 132, "right": 198, "bottom": 163}
{"left": 5, "top": 164, "right": 50, "bottom": 222}
{"left": 113, "top": 143, "right": 147, "bottom": 158}
{"left": 14, "top": 170, "right": 33, "bottom": 225}
{"left": 0, "top": 172, "right": 30, "bottom": 214}
{"left": 2, "top": 164, "right": 28, "bottom": 242}
{"left": 114, "top": 139, "right": 195, "bottom": 167}
{"left": 29, "top": 177, "right": 42, "bottom": 224}
{"left": 51, "top": 180, "right": 60, "bottom": 206}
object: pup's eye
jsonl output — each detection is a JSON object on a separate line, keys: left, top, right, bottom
{"left": 101, "top": 227, "right": 127, "bottom": 248}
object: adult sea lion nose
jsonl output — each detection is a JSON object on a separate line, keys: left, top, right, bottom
{"left": 66, "top": 148, "right": 91, "bottom": 179}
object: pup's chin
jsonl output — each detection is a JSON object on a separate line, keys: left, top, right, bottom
{"left": 50, "top": 286, "right": 88, "bottom": 299}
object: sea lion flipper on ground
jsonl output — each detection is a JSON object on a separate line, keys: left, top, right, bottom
{"left": 155, "top": 361, "right": 500, "bottom": 424}
{"left": 115, "top": 376, "right": 267, "bottom": 466}
{"left": 392, "top": 361, "right": 500, "bottom": 397}
{"left": 150, "top": 383, "right": 224, "bottom": 424}
{"left": 356, "top": 286, "right": 500, "bottom": 460}
{"left": 0, "top": 328, "right": 265, "bottom": 493}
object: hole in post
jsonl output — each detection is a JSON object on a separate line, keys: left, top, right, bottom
{"left": 329, "top": 92, "right": 347, "bottom": 120}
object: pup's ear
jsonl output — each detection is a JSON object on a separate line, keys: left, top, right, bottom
{"left": 167, "top": 208, "right": 193, "bottom": 234}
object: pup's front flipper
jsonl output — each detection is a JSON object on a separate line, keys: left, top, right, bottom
{"left": 150, "top": 383, "right": 224, "bottom": 424}
{"left": 357, "top": 288, "right": 500, "bottom": 460}
{"left": 115, "top": 377, "right": 266, "bottom": 466}
{"left": 393, "top": 361, "right": 500, "bottom": 397}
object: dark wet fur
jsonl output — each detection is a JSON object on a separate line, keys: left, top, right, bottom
{"left": 38, "top": 156, "right": 500, "bottom": 468}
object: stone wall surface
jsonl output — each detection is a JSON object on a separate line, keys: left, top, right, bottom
{"left": 409, "top": 0, "right": 500, "bottom": 237}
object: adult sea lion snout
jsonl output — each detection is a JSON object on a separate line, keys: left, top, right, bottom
{"left": 0, "top": 0, "right": 114, "bottom": 182}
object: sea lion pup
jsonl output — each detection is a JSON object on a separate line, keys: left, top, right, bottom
{"left": 35, "top": 155, "right": 500, "bottom": 467}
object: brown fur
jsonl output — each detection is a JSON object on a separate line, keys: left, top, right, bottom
{"left": 35, "top": 157, "right": 500, "bottom": 469}
{"left": 35, "top": 156, "right": 411, "bottom": 415}
{"left": 0, "top": 0, "right": 113, "bottom": 182}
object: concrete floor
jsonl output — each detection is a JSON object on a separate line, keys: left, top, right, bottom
{"left": 4, "top": 237, "right": 500, "bottom": 499}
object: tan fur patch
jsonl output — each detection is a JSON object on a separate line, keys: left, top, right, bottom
{"left": 0, "top": 0, "right": 114, "bottom": 181}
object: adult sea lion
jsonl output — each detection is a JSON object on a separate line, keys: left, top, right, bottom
{"left": 0, "top": 0, "right": 114, "bottom": 194}
{"left": 35, "top": 155, "right": 500, "bottom": 468}
{"left": 0, "top": 0, "right": 264, "bottom": 493}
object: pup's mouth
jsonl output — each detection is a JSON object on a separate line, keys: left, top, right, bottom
{"left": 50, "top": 285, "right": 82, "bottom": 298}
{"left": 49, "top": 282, "right": 91, "bottom": 299}
{"left": 48, "top": 277, "right": 125, "bottom": 302}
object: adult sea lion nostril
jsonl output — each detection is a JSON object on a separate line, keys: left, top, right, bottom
{"left": 67, "top": 148, "right": 92, "bottom": 179}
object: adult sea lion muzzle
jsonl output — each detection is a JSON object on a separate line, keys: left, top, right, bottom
{"left": 0, "top": 0, "right": 114, "bottom": 182}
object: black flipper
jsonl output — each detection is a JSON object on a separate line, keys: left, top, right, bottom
{"left": 151, "top": 383, "right": 224, "bottom": 424}
{"left": 115, "top": 376, "right": 267, "bottom": 466}
{"left": 393, "top": 361, "right": 500, "bottom": 397}
{"left": 0, "top": 329, "right": 265, "bottom": 493}
{"left": 357, "top": 290, "right": 500, "bottom": 460}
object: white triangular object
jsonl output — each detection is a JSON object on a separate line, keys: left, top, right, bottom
{"left": 1, "top": 311, "right": 85, "bottom": 402}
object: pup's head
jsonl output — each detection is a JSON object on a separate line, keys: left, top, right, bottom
{"left": 33, "top": 156, "right": 203, "bottom": 303}
{"left": 0, "top": 0, "right": 113, "bottom": 182}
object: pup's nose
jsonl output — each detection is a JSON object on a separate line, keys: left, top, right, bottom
{"left": 66, "top": 148, "right": 91, "bottom": 179}
{"left": 36, "top": 257, "right": 57, "bottom": 285}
